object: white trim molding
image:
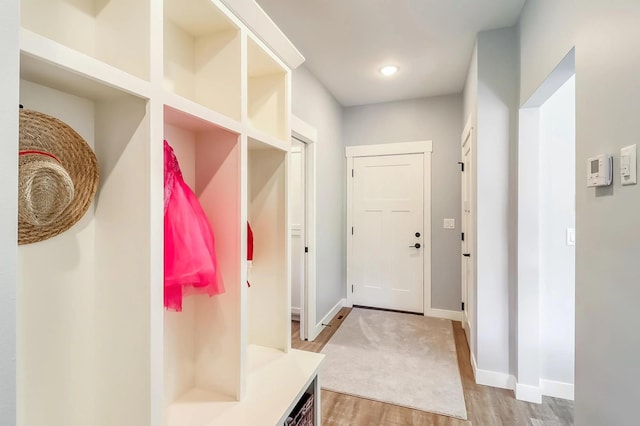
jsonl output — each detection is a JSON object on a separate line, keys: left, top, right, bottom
{"left": 460, "top": 115, "right": 475, "bottom": 354}
{"left": 473, "top": 353, "right": 554, "bottom": 404}
{"left": 540, "top": 379, "right": 574, "bottom": 401}
{"left": 462, "top": 117, "right": 474, "bottom": 149}
{"left": 311, "top": 299, "right": 346, "bottom": 341}
{"left": 345, "top": 140, "right": 433, "bottom": 158}
{"left": 291, "top": 115, "right": 318, "bottom": 342}
{"left": 515, "top": 383, "right": 542, "bottom": 404}
{"left": 470, "top": 352, "right": 517, "bottom": 391}
{"left": 474, "top": 362, "right": 516, "bottom": 391}
{"left": 291, "top": 307, "right": 301, "bottom": 318}
{"left": 220, "top": 0, "right": 305, "bottom": 69}
{"left": 425, "top": 308, "right": 462, "bottom": 322}
{"left": 345, "top": 141, "right": 433, "bottom": 315}
{"left": 514, "top": 379, "right": 574, "bottom": 403}
{"left": 292, "top": 115, "right": 318, "bottom": 144}
{"left": 513, "top": 379, "right": 574, "bottom": 403}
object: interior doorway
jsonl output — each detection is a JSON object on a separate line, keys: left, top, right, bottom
{"left": 290, "top": 116, "right": 317, "bottom": 341}
{"left": 290, "top": 138, "right": 305, "bottom": 324}
{"left": 517, "top": 49, "right": 576, "bottom": 403}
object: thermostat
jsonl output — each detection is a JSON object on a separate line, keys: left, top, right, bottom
{"left": 587, "top": 154, "right": 612, "bottom": 187}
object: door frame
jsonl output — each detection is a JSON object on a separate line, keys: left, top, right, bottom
{"left": 345, "top": 141, "right": 433, "bottom": 315}
{"left": 291, "top": 115, "right": 317, "bottom": 341}
{"left": 289, "top": 142, "right": 304, "bottom": 322}
{"left": 461, "top": 117, "right": 474, "bottom": 348}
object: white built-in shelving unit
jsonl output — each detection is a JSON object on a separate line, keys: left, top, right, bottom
{"left": 15, "top": 0, "right": 323, "bottom": 425}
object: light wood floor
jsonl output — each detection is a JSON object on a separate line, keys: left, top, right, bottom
{"left": 291, "top": 308, "right": 574, "bottom": 426}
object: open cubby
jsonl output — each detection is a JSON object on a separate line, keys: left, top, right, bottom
{"left": 20, "top": 0, "right": 150, "bottom": 80}
{"left": 247, "top": 137, "right": 289, "bottom": 353}
{"left": 18, "top": 66, "right": 150, "bottom": 426}
{"left": 163, "top": 106, "right": 242, "bottom": 417}
{"left": 164, "top": 0, "right": 241, "bottom": 121}
{"left": 247, "top": 38, "right": 289, "bottom": 142}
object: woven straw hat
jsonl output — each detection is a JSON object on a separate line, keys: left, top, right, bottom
{"left": 18, "top": 109, "right": 99, "bottom": 245}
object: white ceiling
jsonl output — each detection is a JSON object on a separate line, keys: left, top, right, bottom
{"left": 255, "top": 0, "right": 526, "bottom": 107}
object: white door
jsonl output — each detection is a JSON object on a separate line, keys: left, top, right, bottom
{"left": 461, "top": 125, "right": 474, "bottom": 346}
{"left": 351, "top": 154, "right": 424, "bottom": 313}
{"left": 290, "top": 139, "right": 305, "bottom": 336}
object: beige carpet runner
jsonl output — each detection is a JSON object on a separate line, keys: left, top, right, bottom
{"left": 321, "top": 308, "right": 468, "bottom": 420}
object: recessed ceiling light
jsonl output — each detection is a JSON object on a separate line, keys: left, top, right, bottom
{"left": 379, "top": 65, "right": 399, "bottom": 76}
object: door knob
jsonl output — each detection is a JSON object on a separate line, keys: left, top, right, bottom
{"left": 463, "top": 253, "right": 471, "bottom": 257}
{"left": 410, "top": 243, "right": 421, "bottom": 249}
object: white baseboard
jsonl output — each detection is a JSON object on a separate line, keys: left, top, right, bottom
{"left": 475, "top": 364, "right": 516, "bottom": 390}
{"left": 291, "top": 307, "right": 300, "bottom": 321}
{"left": 514, "top": 380, "right": 573, "bottom": 403}
{"left": 425, "top": 308, "right": 462, "bottom": 322}
{"left": 541, "top": 379, "right": 574, "bottom": 401}
{"left": 515, "top": 383, "right": 542, "bottom": 404}
{"left": 310, "top": 298, "right": 345, "bottom": 341}
{"left": 471, "top": 352, "right": 522, "bottom": 395}
{"left": 469, "top": 349, "right": 569, "bottom": 404}
{"left": 472, "top": 374, "right": 572, "bottom": 403}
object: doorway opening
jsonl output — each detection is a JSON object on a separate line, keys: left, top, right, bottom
{"left": 517, "top": 49, "right": 576, "bottom": 403}
{"left": 290, "top": 116, "right": 317, "bottom": 341}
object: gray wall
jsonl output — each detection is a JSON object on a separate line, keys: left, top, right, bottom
{"left": 463, "top": 45, "right": 478, "bottom": 128}
{"left": 519, "top": 0, "right": 640, "bottom": 419}
{"left": 475, "top": 26, "right": 519, "bottom": 375}
{"left": 291, "top": 66, "right": 346, "bottom": 324}
{"left": 519, "top": 0, "right": 575, "bottom": 106}
{"left": 343, "top": 95, "right": 463, "bottom": 311}
{"left": 0, "top": 0, "right": 18, "bottom": 423}
{"left": 574, "top": 2, "right": 640, "bottom": 423}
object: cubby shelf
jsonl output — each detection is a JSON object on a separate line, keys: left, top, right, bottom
{"left": 247, "top": 127, "right": 291, "bottom": 152}
{"left": 164, "top": 0, "right": 242, "bottom": 121}
{"left": 163, "top": 105, "right": 242, "bottom": 412}
{"left": 16, "top": 0, "right": 318, "bottom": 425}
{"left": 247, "top": 138, "right": 290, "bottom": 361}
{"left": 247, "top": 36, "right": 289, "bottom": 142}
{"left": 164, "top": 93, "right": 242, "bottom": 135}
{"left": 21, "top": 29, "right": 152, "bottom": 100}
{"left": 21, "top": 0, "right": 150, "bottom": 80}
{"left": 18, "top": 63, "right": 151, "bottom": 426}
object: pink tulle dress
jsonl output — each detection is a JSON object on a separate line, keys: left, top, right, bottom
{"left": 164, "top": 140, "right": 224, "bottom": 311}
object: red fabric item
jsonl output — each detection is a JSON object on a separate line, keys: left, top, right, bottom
{"left": 247, "top": 222, "right": 254, "bottom": 287}
{"left": 164, "top": 140, "right": 224, "bottom": 311}
{"left": 247, "top": 222, "right": 254, "bottom": 261}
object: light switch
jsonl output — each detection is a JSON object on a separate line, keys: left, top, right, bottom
{"left": 620, "top": 144, "right": 637, "bottom": 185}
{"left": 621, "top": 156, "right": 630, "bottom": 177}
{"left": 443, "top": 218, "right": 455, "bottom": 229}
{"left": 567, "top": 228, "right": 576, "bottom": 246}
